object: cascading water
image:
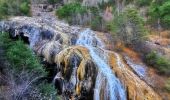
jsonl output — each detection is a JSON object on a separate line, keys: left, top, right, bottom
{"left": 76, "top": 29, "right": 126, "bottom": 100}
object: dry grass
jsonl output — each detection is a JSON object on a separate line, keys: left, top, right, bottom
{"left": 149, "top": 35, "right": 170, "bottom": 46}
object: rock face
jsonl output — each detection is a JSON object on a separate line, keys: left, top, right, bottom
{"left": 109, "top": 52, "right": 161, "bottom": 100}
{"left": 0, "top": 16, "right": 161, "bottom": 100}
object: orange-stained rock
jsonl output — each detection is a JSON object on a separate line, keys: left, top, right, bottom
{"left": 108, "top": 51, "right": 162, "bottom": 100}
{"left": 0, "top": 16, "right": 164, "bottom": 100}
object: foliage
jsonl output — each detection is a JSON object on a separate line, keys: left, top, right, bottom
{"left": 0, "top": 32, "right": 45, "bottom": 74}
{"left": 19, "top": 2, "right": 30, "bottom": 15}
{"left": 146, "top": 51, "right": 170, "bottom": 74}
{"left": 0, "top": 32, "right": 58, "bottom": 99}
{"left": 0, "top": 0, "right": 30, "bottom": 19}
{"left": 56, "top": 3, "right": 87, "bottom": 19}
{"left": 6, "top": 41, "right": 45, "bottom": 74}
{"left": 0, "top": 0, "right": 8, "bottom": 19}
{"left": 38, "top": 82, "right": 59, "bottom": 99}
{"left": 136, "top": 0, "right": 152, "bottom": 7}
{"left": 56, "top": 2, "right": 105, "bottom": 30}
{"left": 90, "top": 15, "right": 103, "bottom": 31}
{"left": 89, "top": 7, "right": 103, "bottom": 30}
{"left": 160, "top": 1, "right": 170, "bottom": 27}
{"left": 149, "top": 0, "right": 170, "bottom": 28}
{"left": 48, "top": 0, "right": 61, "bottom": 4}
{"left": 110, "top": 7, "right": 147, "bottom": 46}
{"left": 165, "top": 78, "right": 170, "bottom": 92}
{"left": 98, "top": 0, "right": 115, "bottom": 10}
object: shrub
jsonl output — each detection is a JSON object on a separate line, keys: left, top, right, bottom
{"left": 110, "top": 7, "right": 147, "bottom": 46}
{"left": 90, "top": 15, "right": 103, "bottom": 31}
{"left": 38, "top": 82, "right": 58, "bottom": 99}
{"left": 56, "top": 3, "right": 105, "bottom": 30}
{"left": 48, "top": 0, "right": 61, "bottom": 4}
{"left": 136, "top": 0, "right": 152, "bottom": 7}
{"left": 56, "top": 3, "right": 87, "bottom": 19}
{"left": 6, "top": 41, "right": 45, "bottom": 74}
{"left": 146, "top": 51, "right": 170, "bottom": 74}
{"left": 19, "top": 2, "right": 30, "bottom": 15}
{"left": 0, "top": 32, "right": 45, "bottom": 74}
{"left": 0, "top": 1, "right": 8, "bottom": 19}
{"left": 89, "top": 7, "right": 104, "bottom": 30}
{"left": 149, "top": 0, "right": 170, "bottom": 29}
{"left": 0, "top": 0, "right": 30, "bottom": 19}
{"left": 0, "top": 32, "right": 59, "bottom": 99}
{"left": 165, "top": 78, "right": 170, "bottom": 92}
{"left": 160, "top": 1, "right": 170, "bottom": 27}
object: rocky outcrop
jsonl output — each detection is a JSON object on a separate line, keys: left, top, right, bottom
{"left": 0, "top": 16, "right": 162, "bottom": 100}
{"left": 54, "top": 46, "right": 98, "bottom": 99}
{"left": 0, "top": 17, "right": 97, "bottom": 99}
{"left": 108, "top": 52, "right": 161, "bottom": 100}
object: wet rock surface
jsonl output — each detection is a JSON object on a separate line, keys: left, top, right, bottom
{"left": 0, "top": 16, "right": 162, "bottom": 100}
{"left": 0, "top": 17, "right": 98, "bottom": 100}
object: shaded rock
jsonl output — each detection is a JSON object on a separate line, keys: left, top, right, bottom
{"left": 54, "top": 46, "right": 98, "bottom": 100}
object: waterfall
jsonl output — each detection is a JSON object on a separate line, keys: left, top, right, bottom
{"left": 76, "top": 29, "right": 126, "bottom": 100}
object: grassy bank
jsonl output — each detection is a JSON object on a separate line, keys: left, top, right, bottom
{"left": 0, "top": 0, "right": 30, "bottom": 19}
{"left": 0, "top": 32, "right": 59, "bottom": 100}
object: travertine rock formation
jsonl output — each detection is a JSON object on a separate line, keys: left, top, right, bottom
{"left": 0, "top": 16, "right": 162, "bottom": 100}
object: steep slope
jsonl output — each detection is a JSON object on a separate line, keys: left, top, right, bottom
{"left": 0, "top": 16, "right": 161, "bottom": 100}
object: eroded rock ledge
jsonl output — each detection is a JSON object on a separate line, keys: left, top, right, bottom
{"left": 0, "top": 16, "right": 161, "bottom": 100}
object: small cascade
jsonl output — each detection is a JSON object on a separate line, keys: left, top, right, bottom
{"left": 76, "top": 29, "right": 126, "bottom": 100}
{"left": 0, "top": 17, "right": 162, "bottom": 100}
{"left": 124, "top": 56, "right": 146, "bottom": 78}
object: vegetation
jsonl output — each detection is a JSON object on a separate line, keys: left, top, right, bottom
{"left": 19, "top": 1, "right": 30, "bottom": 15}
{"left": 56, "top": 1, "right": 148, "bottom": 45}
{"left": 110, "top": 7, "right": 147, "bottom": 46}
{"left": 0, "top": 0, "right": 30, "bottom": 19}
{"left": 136, "top": 0, "right": 152, "bottom": 7}
{"left": 56, "top": 3, "right": 87, "bottom": 19}
{"left": 0, "top": 32, "right": 58, "bottom": 99}
{"left": 165, "top": 78, "right": 170, "bottom": 92}
{"left": 56, "top": 3, "right": 106, "bottom": 30}
{"left": 89, "top": 7, "right": 103, "bottom": 31}
{"left": 48, "top": 0, "right": 62, "bottom": 4}
{"left": 149, "top": 0, "right": 170, "bottom": 29}
{"left": 146, "top": 51, "right": 170, "bottom": 74}
{"left": 160, "top": 1, "right": 170, "bottom": 27}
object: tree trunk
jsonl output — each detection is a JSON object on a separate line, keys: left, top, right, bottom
{"left": 157, "top": 18, "right": 161, "bottom": 38}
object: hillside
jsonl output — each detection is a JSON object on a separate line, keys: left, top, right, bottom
{"left": 0, "top": 0, "right": 170, "bottom": 100}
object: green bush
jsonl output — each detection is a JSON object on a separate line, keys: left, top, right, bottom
{"left": 0, "top": 1, "right": 8, "bottom": 19}
{"left": 6, "top": 41, "right": 45, "bottom": 74}
{"left": 56, "top": 3, "right": 87, "bottom": 19}
{"left": 0, "top": 32, "right": 59, "bottom": 99}
{"left": 109, "top": 8, "right": 147, "bottom": 45}
{"left": 160, "top": 1, "right": 170, "bottom": 27}
{"left": 146, "top": 51, "right": 170, "bottom": 74}
{"left": 48, "top": 0, "right": 61, "bottom": 4}
{"left": 88, "top": 7, "right": 104, "bottom": 30}
{"left": 165, "top": 78, "right": 170, "bottom": 92}
{"left": 56, "top": 3, "right": 105, "bottom": 30}
{"left": 90, "top": 16, "right": 102, "bottom": 31}
{"left": 38, "top": 82, "right": 60, "bottom": 99}
{"left": 149, "top": 0, "right": 170, "bottom": 28}
{"left": 0, "top": 32, "right": 45, "bottom": 74}
{"left": 136, "top": 0, "right": 152, "bottom": 7}
{"left": 19, "top": 2, "right": 30, "bottom": 15}
{"left": 0, "top": 0, "right": 30, "bottom": 19}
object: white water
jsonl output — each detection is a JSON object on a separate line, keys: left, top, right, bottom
{"left": 76, "top": 29, "right": 126, "bottom": 100}
{"left": 124, "top": 56, "right": 146, "bottom": 78}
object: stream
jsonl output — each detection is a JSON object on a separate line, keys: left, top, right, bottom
{"left": 76, "top": 29, "right": 126, "bottom": 100}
